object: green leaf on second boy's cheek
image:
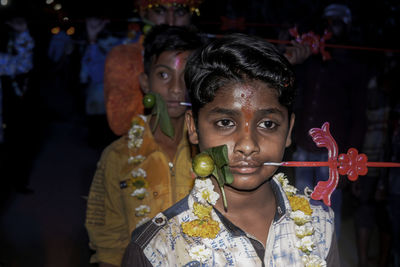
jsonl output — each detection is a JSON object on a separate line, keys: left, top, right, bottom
{"left": 150, "top": 92, "right": 175, "bottom": 139}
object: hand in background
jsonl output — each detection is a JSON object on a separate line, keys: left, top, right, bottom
{"left": 284, "top": 41, "right": 312, "bottom": 65}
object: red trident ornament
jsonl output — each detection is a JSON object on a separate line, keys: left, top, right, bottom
{"left": 264, "top": 122, "right": 400, "bottom": 206}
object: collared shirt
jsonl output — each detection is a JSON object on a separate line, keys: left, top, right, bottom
{"left": 0, "top": 31, "right": 34, "bottom": 76}
{"left": 85, "top": 116, "right": 194, "bottom": 266}
{"left": 122, "top": 177, "right": 340, "bottom": 267}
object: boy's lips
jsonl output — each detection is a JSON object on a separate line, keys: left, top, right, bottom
{"left": 167, "top": 100, "right": 184, "bottom": 108}
{"left": 229, "top": 161, "right": 262, "bottom": 174}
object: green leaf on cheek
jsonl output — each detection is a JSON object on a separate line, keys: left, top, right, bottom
{"left": 202, "top": 144, "right": 234, "bottom": 210}
{"left": 147, "top": 92, "right": 175, "bottom": 139}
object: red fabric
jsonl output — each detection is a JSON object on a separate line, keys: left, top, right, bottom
{"left": 104, "top": 42, "right": 145, "bottom": 136}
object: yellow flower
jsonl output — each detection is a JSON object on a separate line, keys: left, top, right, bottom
{"left": 128, "top": 177, "right": 148, "bottom": 189}
{"left": 193, "top": 202, "right": 212, "bottom": 219}
{"left": 182, "top": 219, "right": 220, "bottom": 239}
{"left": 131, "top": 116, "right": 146, "bottom": 127}
{"left": 288, "top": 195, "right": 313, "bottom": 216}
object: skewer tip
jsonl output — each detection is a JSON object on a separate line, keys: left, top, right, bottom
{"left": 180, "top": 102, "right": 192, "bottom": 106}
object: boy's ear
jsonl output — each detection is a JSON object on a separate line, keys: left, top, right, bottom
{"left": 139, "top": 72, "right": 150, "bottom": 94}
{"left": 285, "top": 113, "right": 295, "bottom": 148}
{"left": 185, "top": 110, "right": 199, "bottom": 145}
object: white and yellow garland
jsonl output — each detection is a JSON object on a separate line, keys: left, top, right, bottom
{"left": 183, "top": 173, "right": 327, "bottom": 267}
{"left": 126, "top": 115, "right": 151, "bottom": 227}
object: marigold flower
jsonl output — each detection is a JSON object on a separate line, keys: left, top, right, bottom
{"left": 193, "top": 202, "right": 212, "bottom": 219}
{"left": 288, "top": 195, "right": 313, "bottom": 216}
{"left": 182, "top": 218, "right": 220, "bottom": 239}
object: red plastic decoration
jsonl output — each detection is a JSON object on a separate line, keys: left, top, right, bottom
{"left": 265, "top": 122, "right": 400, "bottom": 206}
{"left": 289, "top": 26, "right": 333, "bottom": 61}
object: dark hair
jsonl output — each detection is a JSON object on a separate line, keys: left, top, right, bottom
{"left": 185, "top": 33, "right": 296, "bottom": 121}
{"left": 143, "top": 24, "right": 205, "bottom": 74}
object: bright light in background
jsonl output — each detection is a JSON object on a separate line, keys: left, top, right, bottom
{"left": 51, "top": 26, "right": 60, "bottom": 35}
{"left": 46, "top": 0, "right": 54, "bottom": 4}
{"left": 63, "top": 17, "right": 69, "bottom": 22}
{"left": 66, "top": 27, "right": 75, "bottom": 35}
{"left": 1, "top": 0, "right": 9, "bottom": 6}
{"left": 53, "top": 3, "right": 62, "bottom": 10}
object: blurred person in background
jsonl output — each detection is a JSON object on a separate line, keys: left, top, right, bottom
{"left": 0, "top": 13, "right": 34, "bottom": 195}
{"left": 292, "top": 3, "right": 368, "bottom": 239}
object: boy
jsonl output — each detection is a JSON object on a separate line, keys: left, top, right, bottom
{"left": 104, "top": 0, "right": 203, "bottom": 136}
{"left": 122, "top": 33, "right": 339, "bottom": 266}
{"left": 85, "top": 25, "right": 205, "bottom": 267}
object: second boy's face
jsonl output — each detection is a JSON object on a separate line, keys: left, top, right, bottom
{"left": 187, "top": 81, "right": 295, "bottom": 191}
{"left": 141, "top": 50, "right": 191, "bottom": 119}
{"left": 143, "top": 5, "right": 191, "bottom": 26}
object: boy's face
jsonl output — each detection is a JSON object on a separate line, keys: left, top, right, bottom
{"left": 140, "top": 50, "right": 191, "bottom": 119}
{"left": 187, "top": 81, "right": 295, "bottom": 191}
{"left": 141, "top": 4, "right": 191, "bottom": 26}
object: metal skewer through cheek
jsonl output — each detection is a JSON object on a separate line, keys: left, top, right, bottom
{"left": 180, "top": 102, "right": 192, "bottom": 106}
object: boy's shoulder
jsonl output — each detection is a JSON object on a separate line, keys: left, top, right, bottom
{"left": 130, "top": 195, "right": 190, "bottom": 249}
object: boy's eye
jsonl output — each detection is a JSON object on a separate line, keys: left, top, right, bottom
{"left": 216, "top": 119, "right": 235, "bottom": 128}
{"left": 258, "top": 120, "right": 278, "bottom": 130}
{"left": 158, "top": 72, "right": 169, "bottom": 79}
{"left": 152, "top": 7, "right": 166, "bottom": 15}
{"left": 174, "top": 7, "right": 189, "bottom": 17}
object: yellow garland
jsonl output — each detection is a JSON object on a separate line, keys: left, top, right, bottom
{"left": 288, "top": 195, "right": 313, "bottom": 216}
{"left": 182, "top": 202, "right": 220, "bottom": 238}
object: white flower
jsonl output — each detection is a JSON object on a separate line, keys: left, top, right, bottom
{"left": 136, "top": 217, "right": 151, "bottom": 228}
{"left": 283, "top": 184, "right": 298, "bottom": 196}
{"left": 132, "top": 168, "right": 147, "bottom": 178}
{"left": 194, "top": 179, "right": 220, "bottom": 205}
{"left": 295, "top": 223, "right": 314, "bottom": 238}
{"left": 189, "top": 244, "right": 212, "bottom": 263}
{"left": 296, "top": 236, "right": 315, "bottom": 253}
{"left": 139, "top": 115, "right": 147, "bottom": 122}
{"left": 131, "top": 188, "right": 148, "bottom": 199}
{"left": 290, "top": 210, "right": 312, "bottom": 225}
{"left": 128, "top": 155, "right": 146, "bottom": 164}
{"left": 135, "top": 205, "right": 151, "bottom": 216}
{"left": 274, "top": 172, "right": 288, "bottom": 185}
{"left": 302, "top": 254, "right": 327, "bottom": 267}
{"left": 130, "top": 124, "right": 145, "bottom": 136}
{"left": 127, "top": 122, "right": 145, "bottom": 149}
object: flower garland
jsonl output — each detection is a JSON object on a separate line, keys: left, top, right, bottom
{"left": 181, "top": 178, "right": 220, "bottom": 239}
{"left": 183, "top": 173, "right": 326, "bottom": 267}
{"left": 127, "top": 115, "right": 151, "bottom": 227}
{"left": 275, "top": 173, "right": 326, "bottom": 267}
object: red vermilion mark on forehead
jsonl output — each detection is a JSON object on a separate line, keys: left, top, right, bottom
{"left": 174, "top": 53, "right": 185, "bottom": 70}
{"left": 239, "top": 86, "right": 255, "bottom": 133}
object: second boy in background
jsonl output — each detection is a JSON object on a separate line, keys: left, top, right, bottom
{"left": 85, "top": 25, "right": 205, "bottom": 267}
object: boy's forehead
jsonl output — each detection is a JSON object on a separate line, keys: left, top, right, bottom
{"left": 219, "top": 80, "right": 279, "bottom": 100}
{"left": 151, "top": 50, "right": 190, "bottom": 68}
{"left": 205, "top": 80, "right": 286, "bottom": 112}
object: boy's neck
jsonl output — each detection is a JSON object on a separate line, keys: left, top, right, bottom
{"left": 212, "top": 178, "right": 277, "bottom": 245}
{"left": 151, "top": 115, "right": 185, "bottom": 161}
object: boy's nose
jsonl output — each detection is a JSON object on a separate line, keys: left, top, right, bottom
{"left": 166, "top": 10, "right": 176, "bottom": 26}
{"left": 233, "top": 130, "right": 260, "bottom": 157}
{"left": 169, "top": 78, "right": 184, "bottom": 95}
